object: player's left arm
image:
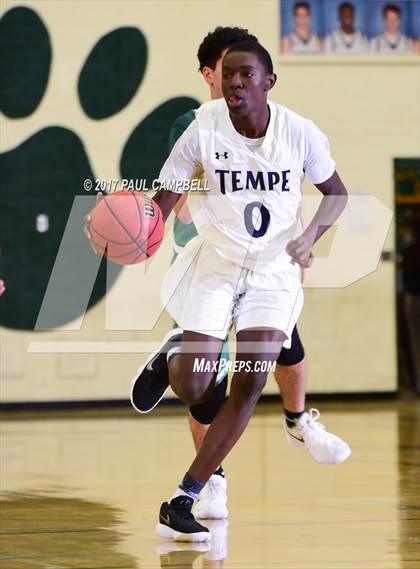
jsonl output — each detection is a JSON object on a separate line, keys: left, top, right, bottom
{"left": 298, "top": 209, "right": 307, "bottom": 283}
{"left": 286, "top": 120, "right": 348, "bottom": 268}
{"left": 287, "top": 172, "right": 348, "bottom": 268}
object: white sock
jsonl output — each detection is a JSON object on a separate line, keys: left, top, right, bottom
{"left": 170, "top": 486, "right": 197, "bottom": 502}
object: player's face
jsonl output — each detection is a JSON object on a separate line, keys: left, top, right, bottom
{"left": 222, "top": 51, "right": 274, "bottom": 116}
{"left": 384, "top": 12, "right": 400, "bottom": 34}
{"left": 294, "top": 7, "right": 311, "bottom": 29}
{"left": 339, "top": 6, "right": 354, "bottom": 27}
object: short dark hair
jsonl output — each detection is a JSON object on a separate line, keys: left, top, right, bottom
{"left": 197, "top": 27, "right": 258, "bottom": 72}
{"left": 339, "top": 2, "right": 354, "bottom": 13}
{"left": 383, "top": 3, "right": 401, "bottom": 17}
{"left": 293, "top": 2, "right": 310, "bottom": 15}
{"left": 224, "top": 41, "right": 274, "bottom": 75}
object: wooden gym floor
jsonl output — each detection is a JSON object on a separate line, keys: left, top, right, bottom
{"left": 1, "top": 399, "right": 419, "bottom": 569}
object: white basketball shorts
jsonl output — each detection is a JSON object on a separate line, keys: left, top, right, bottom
{"left": 161, "top": 237, "right": 303, "bottom": 345}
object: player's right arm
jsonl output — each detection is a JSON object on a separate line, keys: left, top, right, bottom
{"left": 152, "top": 188, "right": 183, "bottom": 222}
{"left": 153, "top": 119, "right": 202, "bottom": 222}
{"left": 84, "top": 120, "right": 202, "bottom": 253}
{"left": 168, "top": 111, "right": 197, "bottom": 224}
{"left": 84, "top": 120, "right": 201, "bottom": 250}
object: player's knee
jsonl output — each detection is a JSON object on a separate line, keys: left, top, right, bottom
{"left": 238, "top": 370, "right": 267, "bottom": 398}
{"left": 177, "top": 380, "right": 210, "bottom": 406}
{"left": 250, "top": 372, "right": 268, "bottom": 394}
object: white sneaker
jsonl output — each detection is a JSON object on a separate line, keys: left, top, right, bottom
{"left": 284, "top": 408, "right": 351, "bottom": 465}
{"left": 195, "top": 475, "right": 228, "bottom": 519}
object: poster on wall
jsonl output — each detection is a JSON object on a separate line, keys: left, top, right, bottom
{"left": 280, "top": 1, "right": 420, "bottom": 54}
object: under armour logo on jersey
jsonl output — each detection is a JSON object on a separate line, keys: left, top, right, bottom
{"left": 215, "top": 151, "right": 229, "bottom": 159}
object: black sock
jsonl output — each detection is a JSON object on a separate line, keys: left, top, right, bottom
{"left": 213, "top": 466, "right": 225, "bottom": 478}
{"left": 179, "top": 472, "right": 205, "bottom": 499}
{"left": 285, "top": 409, "right": 305, "bottom": 429}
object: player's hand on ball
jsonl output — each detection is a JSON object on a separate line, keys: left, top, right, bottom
{"left": 83, "top": 193, "right": 104, "bottom": 254}
{"left": 83, "top": 191, "right": 164, "bottom": 265}
{"left": 286, "top": 236, "right": 314, "bottom": 268}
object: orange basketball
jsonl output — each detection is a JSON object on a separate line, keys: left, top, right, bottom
{"left": 89, "top": 191, "right": 164, "bottom": 265}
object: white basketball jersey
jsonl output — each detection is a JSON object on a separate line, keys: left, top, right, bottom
{"left": 370, "top": 33, "right": 413, "bottom": 54}
{"left": 159, "top": 99, "right": 335, "bottom": 272}
{"left": 290, "top": 32, "right": 322, "bottom": 54}
{"left": 325, "top": 30, "right": 368, "bottom": 53}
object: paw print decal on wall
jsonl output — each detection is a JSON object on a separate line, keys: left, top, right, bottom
{"left": 0, "top": 6, "right": 199, "bottom": 331}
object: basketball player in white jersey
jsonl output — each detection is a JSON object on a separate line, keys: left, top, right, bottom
{"left": 282, "top": 2, "right": 322, "bottom": 54}
{"left": 131, "top": 41, "right": 349, "bottom": 541}
{"left": 154, "top": 27, "right": 350, "bottom": 523}
{"left": 325, "top": 2, "right": 368, "bottom": 54}
{"left": 370, "top": 3, "right": 414, "bottom": 54}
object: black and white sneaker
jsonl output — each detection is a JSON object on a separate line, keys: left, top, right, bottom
{"left": 156, "top": 496, "right": 211, "bottom": 542}
{"left": 130, "top": 328, "right": 182, "bottom": 414}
